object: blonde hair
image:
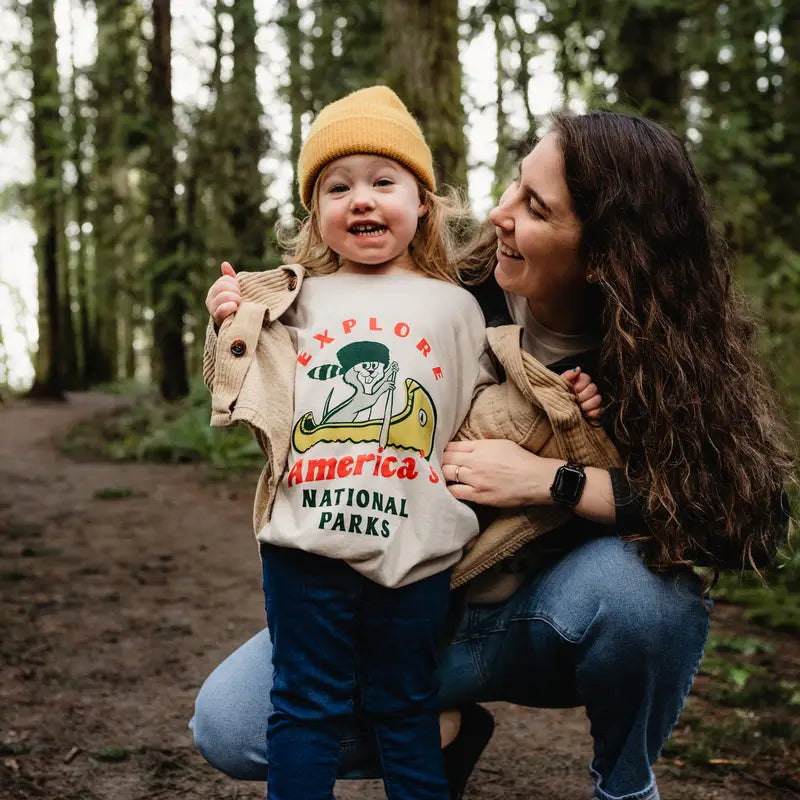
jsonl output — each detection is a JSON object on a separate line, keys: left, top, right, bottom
{"left": 277, "top": 179, "right": 473, "bottom": 285}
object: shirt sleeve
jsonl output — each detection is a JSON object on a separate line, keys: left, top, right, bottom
{"left": 608, "top": 466, "right": 647, "bottom": 535}
{"left": 472, "top": 338, "right": 499, "bottom": 401}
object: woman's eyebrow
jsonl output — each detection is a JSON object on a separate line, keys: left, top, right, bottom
{"left": 527, "top": 187, "right": 552, "bottom": 214}
{"left": 516, "top": 164, "right": 551, "bottom": 213}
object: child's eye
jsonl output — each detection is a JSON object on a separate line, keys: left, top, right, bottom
{"left": 328, "top": 184, "right": 348, "bottom": 193}
{"left": 375, "top": 178, "right": 394, "bottom": 187}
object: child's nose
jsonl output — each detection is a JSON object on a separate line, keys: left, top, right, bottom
{"left": 350, "top": 187, "right": 376, "bottom": 213}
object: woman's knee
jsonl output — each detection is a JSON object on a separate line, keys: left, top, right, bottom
{"left": 571, "top": 537, "right": 710, "bottom": 666}
{"left": 189, "top": 631, "right": 273, "bottom": 780}
{"left": 542, "top": 536, "right": 709, "bottom": 659}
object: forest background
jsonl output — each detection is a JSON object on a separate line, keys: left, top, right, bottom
{"left": 0, "top": 1, "right": 799, "bottom": 797}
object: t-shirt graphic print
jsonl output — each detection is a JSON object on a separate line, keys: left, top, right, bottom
{"left": 259, "top": 272, "right": 493, "bottom": 587}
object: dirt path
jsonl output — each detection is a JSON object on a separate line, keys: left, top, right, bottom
{"left": 0, "top": 394, "right": 795, "bottom": 799}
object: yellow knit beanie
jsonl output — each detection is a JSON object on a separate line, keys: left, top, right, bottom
{"left": 297, "top": 85, "right": 435, "bottom": 210}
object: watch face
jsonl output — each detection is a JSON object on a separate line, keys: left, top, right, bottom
{"left": 559, "top": 468, "right": 584, "bottom": 497}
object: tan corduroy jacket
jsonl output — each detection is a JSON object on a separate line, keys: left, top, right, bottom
{"left": 202, "top": 264, "right": 621, "bottom": 588}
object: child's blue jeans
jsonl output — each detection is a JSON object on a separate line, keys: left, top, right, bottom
{"left": 260, "top": 542, "right": 451, "bottom": 800}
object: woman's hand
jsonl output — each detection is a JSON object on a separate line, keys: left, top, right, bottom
{"left": 205, "top": 261, "right": 241, "bottom": 327}
{"left": 443, "top": 439, "right": 618, "bottom": 523}
{"left": 442, "top": 439, "right": 560, "bottom": 508}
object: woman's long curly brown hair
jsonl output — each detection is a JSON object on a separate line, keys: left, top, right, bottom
{"left": 468, "top": 111, "right": 794, "bottom": 571}
{"left": 554, "top": 111, "right": 793, "bottom": 571}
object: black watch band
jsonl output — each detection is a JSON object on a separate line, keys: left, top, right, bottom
{"left": 549, "top": 461, "right": 587, "bottom": 508}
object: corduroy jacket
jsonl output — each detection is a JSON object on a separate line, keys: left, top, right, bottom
{"left": 202, "top": 264, "right": 622, "bottom": 587}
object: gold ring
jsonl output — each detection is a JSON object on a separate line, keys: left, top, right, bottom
{"left": 454, "top": 465, "right": 460, "bottom": 483}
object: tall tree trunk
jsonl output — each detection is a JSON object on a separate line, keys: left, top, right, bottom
{"left": 28, "top": 0, "right": 65, "bottom": 399}
{"left": 59, "top": 210, "right": 80, "bottom": 389}
{"left": 227, "top": 0, "right": 267, "bottom": 268}
{"left": 490, "top": 1, "right": 513, "bottom": 201}
{"left": 69, "top": 0, "right": 91, "bottom": 388}
{"left": 86, "top": 0, "right": 130, "bottom": 384}
{"left": 383, "top": 0, "right": 468, "bottom": 188}
{"left": 610, "top": 4, "right": 685, "bottom": 132}
{"left": 281, "top": 0, "right": 305, "bottom": 212}
{"left": 148, "top": 0, "right": 187, "bottom": 399}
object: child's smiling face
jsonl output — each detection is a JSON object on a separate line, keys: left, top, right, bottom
{"left": 316, "top": 154, "right": 427, "bottom": 275}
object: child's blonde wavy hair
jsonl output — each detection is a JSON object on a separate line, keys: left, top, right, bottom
{"left": 278, "top": 178, "right": 473, "bottom": 285}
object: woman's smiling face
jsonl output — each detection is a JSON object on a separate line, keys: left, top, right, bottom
{"left": 488, "top": 133, "right": 590, "bottom": 333}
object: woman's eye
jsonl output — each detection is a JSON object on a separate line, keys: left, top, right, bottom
{"left": 527, "top": 203, "right": 545, "bottom": 219}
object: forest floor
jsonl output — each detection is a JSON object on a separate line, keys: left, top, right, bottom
{"left": 1, "top": 392, "right": 799, "bottom": 800}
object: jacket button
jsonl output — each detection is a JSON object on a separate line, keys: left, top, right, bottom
{"left": 288, "top": 276, "right": 298, "bottom": 291}
{"left": 230, "top": 339, "right": 247, "bottom": 357}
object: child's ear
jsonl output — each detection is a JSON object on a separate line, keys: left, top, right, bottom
{"left": 417, "top": 200, "right": 428, "bottom": 218}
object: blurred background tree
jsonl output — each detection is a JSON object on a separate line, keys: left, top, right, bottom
{"left": 1, "top": 0, "right": 797, "bottom": 431}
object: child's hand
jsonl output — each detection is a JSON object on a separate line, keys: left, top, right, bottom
{"left": 561, "top": 366, "right": 603, "bottom": 420}
{"left": 205, "top": 262, "right": 241, "bottom": 327}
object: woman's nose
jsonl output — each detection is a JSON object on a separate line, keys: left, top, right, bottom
{"left": 488, "top": 201, "right": 512, "bottom": 230}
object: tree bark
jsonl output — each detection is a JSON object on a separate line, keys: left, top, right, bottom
{"left": 28, "top": 0, "right": 65, "bottom": 399}
{"left": 227, "top": 0, "right": 267, "bottom": 268}
{"left": 383, "top": 0, "right": 468, "bottom": 188}
{"left": 148, "top": 0, "right": 187, "bottom": 399}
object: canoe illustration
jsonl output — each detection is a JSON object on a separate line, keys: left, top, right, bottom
{"left": 292, "top": 378, "right": 436, "bottom": 459}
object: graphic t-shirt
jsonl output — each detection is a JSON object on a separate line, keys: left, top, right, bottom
{"left": 259, "top": 272, "right": 494, "bottom": 587}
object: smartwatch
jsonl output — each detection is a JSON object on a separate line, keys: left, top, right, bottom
{"left": 549, "top": 461, "right": 586, "bottom": 508}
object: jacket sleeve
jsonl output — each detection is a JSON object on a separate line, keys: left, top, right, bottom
{"left": 202, "top": 317, "right": 219, "bottom": 393}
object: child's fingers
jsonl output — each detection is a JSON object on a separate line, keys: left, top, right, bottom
{"left": 213, "top": 290, "right": 242, "bottom": 308}
{"left": 221, "top": 261, "right": 237, "bottom": 278}
{"left": 214, "top": 301, "right": 240, "bottom": 324}
{"left": 580, "top": 394, "right": 602, "bottom": 413}
{"left": 576, "top": 382, "right": 598, "bottom": 403}
{"left": 214, "top": 275, "right": 240, "bottom": 293}
{"left": 572, "top": 372, "right": 592, "bottom": 393}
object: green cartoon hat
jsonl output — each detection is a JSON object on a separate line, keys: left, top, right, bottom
{"left": 336, "top": 341, "right": 390, "bottom": 372}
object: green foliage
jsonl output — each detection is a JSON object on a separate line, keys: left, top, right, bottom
{"left": 61, "top": 379, "right": 264, "bottom": 472}
{"left": 90, "top": 746, "right": 129, "bottom": 763}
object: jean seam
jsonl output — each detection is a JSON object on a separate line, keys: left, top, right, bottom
{"left": 508, "top": 612, "right": 585, "bottom": 644}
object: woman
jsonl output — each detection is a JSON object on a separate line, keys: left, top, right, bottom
{"left": 190, "top": 111, "right": 792, "bottom": 800}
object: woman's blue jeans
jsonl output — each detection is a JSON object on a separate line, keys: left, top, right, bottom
{"left": 190, "top": 536, "right": 710, "bottom": 800}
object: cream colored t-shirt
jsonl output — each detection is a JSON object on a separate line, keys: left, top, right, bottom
{"left": 504, "top": 291, "right": 597, "bottom": 367}
{"left": 260, "top": 272, "right": 494, "bottom": 588}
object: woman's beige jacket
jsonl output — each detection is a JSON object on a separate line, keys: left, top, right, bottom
{"left": 202, "top": 265, "right": 621, "bottom": 588}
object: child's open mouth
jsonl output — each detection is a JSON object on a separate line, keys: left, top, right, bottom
{"left": 349, "top": 223, "right": 388, "bottom": 237}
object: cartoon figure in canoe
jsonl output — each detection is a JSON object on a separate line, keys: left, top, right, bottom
{"left": 292, "top": 341, "right": 437, "bottom": 460}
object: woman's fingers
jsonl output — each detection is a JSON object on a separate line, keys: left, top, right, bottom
{"left": 443, "top": 463, "right": 470, "bottom": 484}
{"left": 443, "top": 440, "right": 476, "bottom": 458}
{"left": 580, "top": 394, "right": 602, "bottom": 412}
